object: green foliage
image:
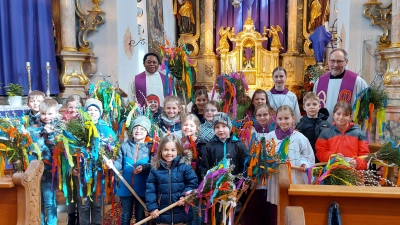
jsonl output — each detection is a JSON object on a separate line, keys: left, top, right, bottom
{"left": 356, "top": 86, "right": 389, "bottom": 123}
{"left": 367, "top": 142, "right": 400, "bottom": 166}
{"left": 65, "top": 117, "right": 89, "bottom": 147}
{"left": 5, "top": 83, "right": 25, "bottom": 96}
{"left": 323, "top": 167, "right": 364, "bottom": 186}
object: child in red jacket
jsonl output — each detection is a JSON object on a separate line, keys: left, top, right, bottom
{"left": 316, "top": 101, "right": 370, "bottom": 170}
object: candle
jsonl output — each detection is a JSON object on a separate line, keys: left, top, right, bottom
{"left": 26, "top": 62, "right": 30, "bottom": 67}
{"left": 46, "top": 62, "right": 50, "bottom": 67}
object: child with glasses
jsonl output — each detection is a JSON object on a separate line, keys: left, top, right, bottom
{"left": 105, "top": 116, "right": 153, "bottom": 225}
{"left": 199, "top": 101, "right": 221, "bottom": 141}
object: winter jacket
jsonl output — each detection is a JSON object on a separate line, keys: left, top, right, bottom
{"left": 145, "top": 155, "right": 198, "bottom": 224}
{"left": 315, "top": 123, "right": 369, "bottom": 170}
{"left": 27, "top": 119, "right": 60, "bottom": 182}
{"left": 159, "top": 114, "right": 182, "bottom": 138}
{"left": 200, "top": 136, "right": 248, "bottom": 177}
{"left": 114, "top": 139, "right": 152, "bottom": 197}
{"left": 24, "top": 109, "right": 40, "bottom": 126}
{"left": 192, "top": 110, "right": 205, "bottom": 124}
{"left": 296, "top": 108, "right": 331, "bottom": 162}
{"left": 152, "top": 107, "right": 163, "bottom": 126}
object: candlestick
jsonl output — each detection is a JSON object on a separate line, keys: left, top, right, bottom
{"left": 45, "top": 64, "right": 51, "bottom": 97}
{"left": 26, "top": 63, "right": 32, "bottom": 93}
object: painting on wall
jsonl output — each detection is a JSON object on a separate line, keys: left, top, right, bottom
{"left": 146, "top": 0, "right": 165, "bottom": 54}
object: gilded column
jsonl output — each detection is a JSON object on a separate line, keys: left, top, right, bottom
{"left": 286, "top": 0, "right": 298, "bottom": 54}
{"left": 60, "top": 0, "right": 78, "bottom": 52}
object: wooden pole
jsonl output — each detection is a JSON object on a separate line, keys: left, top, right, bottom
{"left": 102, "top": 155, "right": 147, "bottom": 210}
{"left": 135, "top": 194, "right": 195, "bottom": 225}
{"left": 234, "top": 184, "right": 257, "bottom": 225}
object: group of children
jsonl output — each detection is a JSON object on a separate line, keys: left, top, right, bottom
{"left": 21, "top": 65, "right": 369, "bottom": 225}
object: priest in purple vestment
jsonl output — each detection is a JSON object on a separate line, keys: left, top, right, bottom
{"left": 131, "top": 53, "right": 168, "bottom": 106}
{"left": 313, "top": 48, "right": 368, "bottom": 122}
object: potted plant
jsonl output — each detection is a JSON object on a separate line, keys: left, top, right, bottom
{"left": 4, "top": 83, "right": 25, "bottom": 106}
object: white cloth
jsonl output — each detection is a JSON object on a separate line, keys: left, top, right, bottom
{"left": 313, "top": 75, "right": 368, "bottom": 123}
{"left": 266, "top": 90, "right": 301, "bottom": 123}
{"left": 131, "top": 71, "right": 165, "bottom": 106}
{"left": 265, "top": 131, "right": 315, "bottom": 205}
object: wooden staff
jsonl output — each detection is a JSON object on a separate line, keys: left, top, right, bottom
{"left": 134, "top": 192, "right": 197, "bottom": 225}
{"left": 291, "top": 162, "right": 328, "bottom": 172}
{"left": 102, "top": 155, "right": 147, "bottom": 210}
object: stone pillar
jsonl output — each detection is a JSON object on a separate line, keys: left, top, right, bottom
{"left": 379, "top": 0, "right": 400, "bottom": 141}
{"left": 60, "top": 0, "right": 78, "bottom": 52}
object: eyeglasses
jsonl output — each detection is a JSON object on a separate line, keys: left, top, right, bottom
{"left": 329, "top": 59, "right": 346, "bottom": 65}
{"left": 133, "top": 126, "right": 146, "bottom": 132}
{"left": 255, "top": 113, "right": 269, "bottom": 118}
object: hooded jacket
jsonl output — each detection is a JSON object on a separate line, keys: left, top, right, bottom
{"left": 315, "top": 123, "right": 369, "bottom": 170}
{"left": 114, "top": 138, "right": 152, "bottom": 197}
{"left": 145, "top": 155, "right": 198, "bottom": 224}
{"left": 200, "top": 136, "right": 248, "bottom": 177}
{"left": 296, "top": 108, "right": 331, "bottom": 162}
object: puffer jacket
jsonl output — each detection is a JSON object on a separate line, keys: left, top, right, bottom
{"left": 145, "top": 155, "right": 198, "bottom": 224}
{"left": 315, "top": 123, "right": 369, "bottom": 170}
{"left": 114, "top": 139, "right": 152, "bottom": 197}
{"left": 200, "top": 136, "right": 248, "bottom": 177}
{"left": 296, "top": 108, "right": 331, "bottom": 162}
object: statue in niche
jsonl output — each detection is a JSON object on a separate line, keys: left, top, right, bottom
{"left": 216, "top": 27, "right": 234, "bottom": 52}
{"left": 308, "top": 0, "right": 330, "bottom": 30}
{"left": 175, "top": 0, "right": 195, "bottom": 34}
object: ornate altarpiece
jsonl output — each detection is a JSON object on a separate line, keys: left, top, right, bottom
{"left": 218, "top": 13, "right": 280, "bottom": 90}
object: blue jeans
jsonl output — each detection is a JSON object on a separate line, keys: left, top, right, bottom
{"left": 120, "top": 195, "right": 146, "bottom": 225}
{"left": 41, "top": 181, "right": 57, "bottom": 225}
{"left": 75, "top": 180, "right": 102, "bottom": 225}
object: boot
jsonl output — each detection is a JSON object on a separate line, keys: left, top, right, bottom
{"left": 67, "top": 213, "right": 76, "bottom": 225}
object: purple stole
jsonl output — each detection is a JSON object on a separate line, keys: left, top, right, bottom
{"left": 316, "top": 70, "right": 358, "bottom": 108}
{"left": 135, "top": 71, "right": 166, "bottom": 105}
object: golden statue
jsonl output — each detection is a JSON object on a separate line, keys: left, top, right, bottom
{"left": 216, "top": 26, "right": 234, "bottom": 51}
{"left": 175, "top": 0, "right": 195, "bottom": 34}
{"left": 309, "top": 0, "right": 322, "bottom": 30}
{"left": 268, "top": 25, "right": 283, "bottom": 50}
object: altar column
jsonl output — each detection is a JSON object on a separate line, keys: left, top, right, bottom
{"left": 379, "top": 0, "right": 400, "bottom": 140}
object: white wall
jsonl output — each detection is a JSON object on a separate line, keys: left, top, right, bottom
{"left": 84, "top": 0, "right": 176, "bottom": 101}
{"left": 330, "top": 0, "right": 391, "bottom": 84}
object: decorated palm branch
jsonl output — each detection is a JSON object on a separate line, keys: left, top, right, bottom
{"left": 0, "top": 117, "right": 39, "bottom": 175}
{"left": 353, "top": 83, "right": 388, "bottom": 139}
{"left": 211, "top": 72, "right": 249, "bottom": 119}
{"left": 88, "top": 79, "right": 122, "bottom": 131}
{"left": 160, "top": 40, "right": 194, "bottom": 102}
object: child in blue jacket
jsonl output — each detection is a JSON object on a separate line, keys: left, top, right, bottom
{"left": 106, "top": 116, "right": 153, "bottom": 225}
{"left": 146, "top": 135, "right": 198, "bottom": 225}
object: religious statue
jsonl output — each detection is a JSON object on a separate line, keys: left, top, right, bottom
{"left": 216, "top": 27, "right": 234, "bottom": 52}
{"left": 175, "top": 0, "right": 195, "bottom": 34}
{"left": 268, "top": 25, "right": 283, "bottom": 50}
{"left": 308, "top": 0, "right": 330, "bottom": 30}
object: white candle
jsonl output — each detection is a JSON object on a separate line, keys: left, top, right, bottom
{"left": 46, "top": 62, "right": 50, "bottom": 67}
{"left": 26, "top": 62, "right": 30, "bottom": 67}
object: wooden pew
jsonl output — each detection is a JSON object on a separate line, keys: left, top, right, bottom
{"left": 0, "top": 160, "right": 44, "bottom": 225}
{"left": 278, "top": 163, "right": 400, "bottom": 225}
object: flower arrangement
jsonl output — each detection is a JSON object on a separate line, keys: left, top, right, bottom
{"left": 300, "top": 64, "right": 326, "bottom": 97}
{"left": 4, "top": 83, "right": 25, "bottom": 96}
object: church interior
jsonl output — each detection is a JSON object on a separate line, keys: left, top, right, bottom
{"left": 1, "top": 0, "right": 400, "bottom": 224}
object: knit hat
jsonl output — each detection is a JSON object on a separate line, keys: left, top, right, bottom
{"left": 213, "top": 112, "right": 232, "bottom": 130}
{"left": 132, "top": 116, "right": 151, "bottom": 133}
{"left": 146, "top": 95, "right": 160, "bottom": 106}
{"left": 85, "top": 98, "right": 103, "bottom": 115}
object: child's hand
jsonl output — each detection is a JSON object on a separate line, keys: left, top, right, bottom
{"left": 300, "top": 164, "right": 306, "bottom": 172}
{"left": 336, "top": 153, "right": 345, "bottom": 158}
{"left": 349, "top": 159, "right": 357, "bottom": 168}
{"left": 105, "top": 159, "right": 113, "bottom": 169}
{"left": 150, "top": 209, "right": 159, "bottom": 219}
{"left": 134, "top": 165, "right": 143, "bottom": 174}
{"left": 176, "top": 197, "right": 186, "bottom": 206}
{"left": 43, "top": 124, "right": 54, "bottom": 133}
{"left": 72, "top": 168, "right": 79, "bottom": 177}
